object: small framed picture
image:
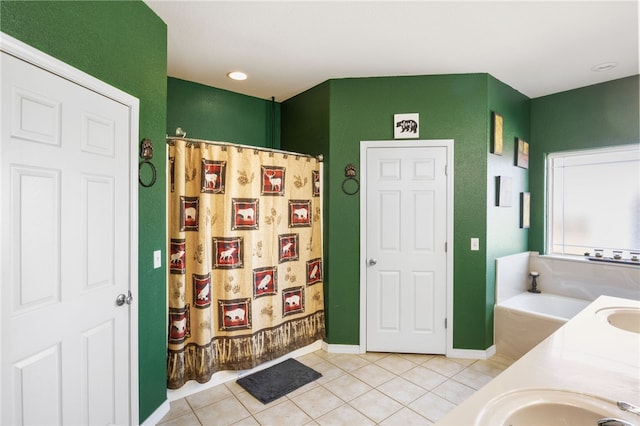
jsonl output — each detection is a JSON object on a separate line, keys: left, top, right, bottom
{"left": 491, "top": 112, "right": 503, "bottom": 155}
{"left": 496, "top": 176, "right": 512, "bottom": 207}
{"left": 394, "top": 113, "right": 419, "bottom": 139}
{"left": 520, "top": 192, "right": 531, "bottom": 228}
{"left": 515, "top": 138, "right": 529, "bottom": 169}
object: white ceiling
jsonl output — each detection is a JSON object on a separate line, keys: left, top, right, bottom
{"left": 145, "top": 0, "right": 639, "bottom": 102}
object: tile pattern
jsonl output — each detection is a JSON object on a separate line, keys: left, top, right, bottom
{"left": 158, "top": 350, "right": 513, "bottom": 426}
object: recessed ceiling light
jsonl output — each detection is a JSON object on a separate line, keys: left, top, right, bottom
{"left": 227, "top": 71, "right": 247, "bottom": 81}
{"left": 591, "top": 62, "right": 617, "bottom": 72}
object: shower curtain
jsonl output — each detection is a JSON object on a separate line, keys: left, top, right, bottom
{"left": 166, "top": 138, "right": 325, "bottom": 389}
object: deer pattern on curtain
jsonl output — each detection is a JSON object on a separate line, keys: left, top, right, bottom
{"left": 166, "top": 139, "right": 325, "bottom": 389}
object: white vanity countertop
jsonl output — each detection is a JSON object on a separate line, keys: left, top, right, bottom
{"left": 437, "top": 295, "right": 640, "bottom": 425}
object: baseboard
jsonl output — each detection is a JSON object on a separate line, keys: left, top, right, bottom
{"left": 321, "top": 342, "right": 362, "bottom": 354}
{"left": 320, "top": 342, "right": 496, "bottom": 358}
{"left": 166, "top": 339, "right": 323, "bottom": 402}
{"left": 140, "top": 399, "right": 170, "bottom": 426}
{"left": 448, "top": 345, "right": 496, "bottom": 360}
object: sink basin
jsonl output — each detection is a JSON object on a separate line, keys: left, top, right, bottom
{"left": 596, "top": 307, "right": 640, "bottom": 334}
{"left": 475, "top": 389, "right": 632, "bottom": 426}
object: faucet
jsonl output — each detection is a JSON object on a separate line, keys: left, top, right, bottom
{"left": 597, "top": 418, "right": 634, "bottom": 426}
{"left": 597, "top": 401, "right": 640, "bottom": 426}
{"left": 528, "top": 271, "right": 541, "bottom": 293}
{"left": 618, "top": 401, "right": 640, "bottom": 416}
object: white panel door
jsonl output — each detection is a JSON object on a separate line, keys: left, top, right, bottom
{"left": 1, "top": 51, "right": 132, "bottom": 425}
{"left": 365, "top": 144, "right": 448, "bottom": 353}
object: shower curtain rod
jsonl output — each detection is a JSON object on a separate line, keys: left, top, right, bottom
{"left": 166, "top": 136, "right": 323, "bottom": 162}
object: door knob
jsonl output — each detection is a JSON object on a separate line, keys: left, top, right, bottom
{"left": 115, "top": 290, "right": 133, "bottom": 306}
{"left": 368, "top": 258, "right": 377, "bottom": 266}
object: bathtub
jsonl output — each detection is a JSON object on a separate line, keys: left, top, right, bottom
{"left": 495, "top": 292, "right": 591, "bottom": 360}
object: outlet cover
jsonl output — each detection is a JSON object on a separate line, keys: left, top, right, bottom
{"left": 153, "top": 250, "right": 162, "bottom": 269}
{"left": 471, "top": 238, "right": 480, "bottom": 251}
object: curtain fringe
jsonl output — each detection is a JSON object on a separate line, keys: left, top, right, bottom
{"left": 167, "top": 311, "right": 326, "bottom": 389}
{"left": 166, "top": 136, "right": 323, "bottom": 162}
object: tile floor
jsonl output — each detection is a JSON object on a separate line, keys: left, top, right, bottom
{"left": 158, "top": 350, "right": 514, "bottom": 426}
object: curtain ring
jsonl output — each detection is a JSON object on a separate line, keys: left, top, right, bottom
{"left": 341, "top": 177, "right": 359, "bottom": 195}
{"left": 139, "top": 159, "right": 157, "bottom": 187}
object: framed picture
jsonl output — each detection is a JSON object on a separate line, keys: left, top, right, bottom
{"left": 394, "top": 113, "right": 419, "bottom": 139}
{"left": 515, "top": 138, "right": 529, "bottom": 169}
{"left": 491, "top": 112, "right": 503, "bottom": 155}
{"left": 520, "top": 192, "right": 531, "bottom": 228}
{"left": 496, "top": 176, "right": 512, "bottom": 207}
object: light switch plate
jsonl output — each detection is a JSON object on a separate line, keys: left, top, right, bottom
{"left": 471, "top": 238, "right": 480, "bottom": 251}
{"left": 153, "top": 250, "right": 162, "bottom": 269}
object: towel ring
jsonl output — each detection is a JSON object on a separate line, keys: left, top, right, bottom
{"left": 342, "top": 177, "right": 359, "bottom": 195}
{"left": 139, "top": 159, "right": 157, "bottom": 187}
{"left": 341, "top": 163, "right": 359, "bottom": 195}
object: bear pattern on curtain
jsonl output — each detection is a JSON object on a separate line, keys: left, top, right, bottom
{"left": 166, "top": 138, "right": 325, "bottom": 389}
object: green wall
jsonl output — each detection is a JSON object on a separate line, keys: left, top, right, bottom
{"left": 283, "top": 74, "right": 503, "bottom": 349}
{"left": 529, "top": 76, "right": 640, "bottom": 253}
{"left": 4, "top": 0, "right": 636, "bottom": 417}
{"left": 167, "top": 77, "right": 281, "bottom": 148}
{"left": 1, "top": 1, "right": 168, "bottom": 422}
{"left": 280, "top": 81, "right": 331, "bottom": 333}
{"left": 282, "top": 73, "right": 637, "bottom": 351}
{"left": 486, "top": 76, "right": 531, "bottom": 346}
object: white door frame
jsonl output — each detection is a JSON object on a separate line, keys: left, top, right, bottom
{"left": 359, "top": 139, "right": 454, "bottom": 355}
{"left": 0, "top": 32, "right": 140, "bottom": 424}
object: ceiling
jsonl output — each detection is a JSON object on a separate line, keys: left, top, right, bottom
{"left": 145, "top": 0, "right": 639, "bottom": 102}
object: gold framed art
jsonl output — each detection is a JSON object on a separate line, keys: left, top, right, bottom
{"left": 516, "top": 138, "right": 529, "bottom": 169}
{"left": 491, "top": 112, "right": 503, "bottom": 155}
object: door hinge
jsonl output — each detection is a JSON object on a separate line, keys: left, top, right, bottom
{"left": 445, "top": 164, "right": 448, "bottom": 176}
{"left": 445, "top": 318, "right": 448, "bottom": 329}
{"left": 445, "top": 242, "right": 448, "bottom": 252}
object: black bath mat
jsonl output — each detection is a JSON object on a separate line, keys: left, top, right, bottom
{"left": 236, "top": 358, "right": 322, "bottom": 404}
